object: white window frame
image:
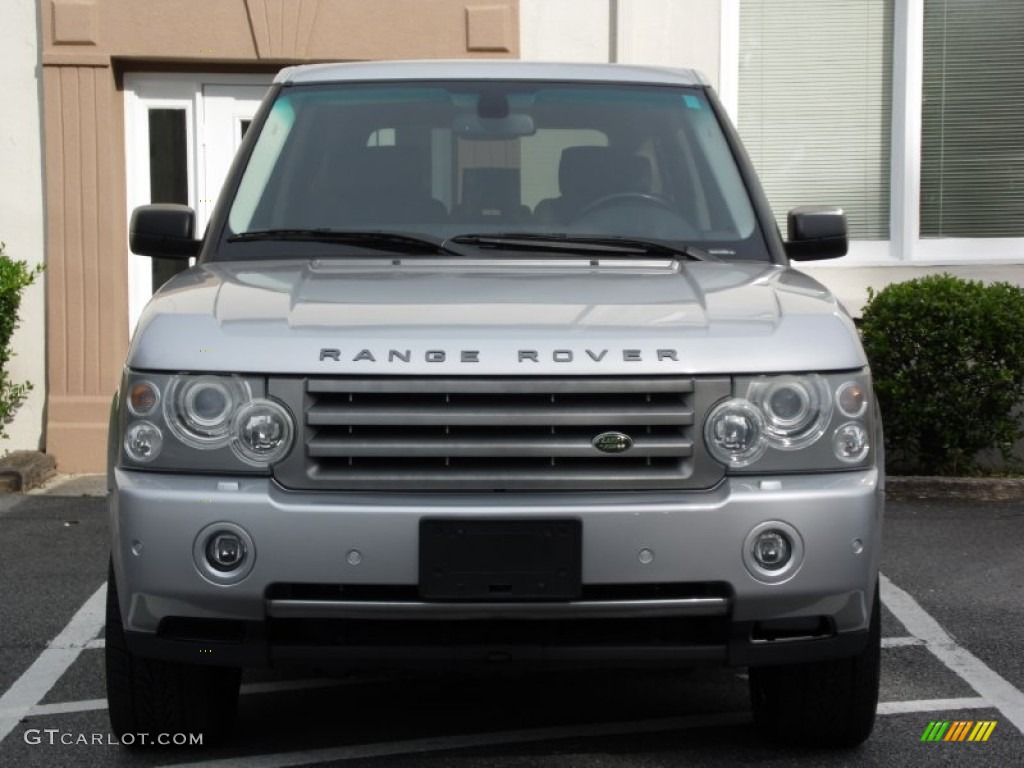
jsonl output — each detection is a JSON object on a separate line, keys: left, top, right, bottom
{"left": 722, "top": 0, "right": 1024, "bottom": 267}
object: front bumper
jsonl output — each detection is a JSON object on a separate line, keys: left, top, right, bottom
{"left": 111, "top": 467, "right": 883, "bottom": 668}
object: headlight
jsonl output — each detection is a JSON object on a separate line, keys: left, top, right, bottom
{"left": 230, "top": 399, "right": 294, "bottom": 465}
{"left": 704, "top": 371, "right": 875, "bottom": 472}
{"left": 123, "top": 421, "right": 163, "bottom": 463}
{"left": 119, "top": 372, "right": 295, "bottom": 472}
{"left": 748, "top": 374, "right": 831, "bottom": 450}
{"left": 833, "top": 422, "right": 870, "bottom": 463}
{"left": 836, "top": 380, "right": 868, "bottom": 418}
{"left": 164, "top": 375, "right": 251, "bottom": 447}
{"left": 127, "top": 380, "right": 160, "bottom": 417}
{"left": 705, "top": 399, "right": 767, "bottom": 468}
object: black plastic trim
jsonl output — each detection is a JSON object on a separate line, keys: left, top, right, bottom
{"left": 125, "top": 623, "right": 869, "bottom": 669}
{"left": 728, "top": 626, "right": 869, "bottom": 667}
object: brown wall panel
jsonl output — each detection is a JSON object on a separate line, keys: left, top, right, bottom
{"left": 59, "top": 68, "right": 84, "bottom": 397}
{"left": 43, "top": 67, "right": 67, "bottom": 398}
{"left": 98, "top": 73, "right": 129, "bottom": 401}
{"left": 43, "top": 1, "right": 519, "bottom": 65}
{"left": 304, "top": 1, "right": 516, "bottom": 60}
{"left": 79, "top": 68, "right": 100, "bottom": 396}
{"left": 44, "top": 63, "right": 128, "bottom": 472}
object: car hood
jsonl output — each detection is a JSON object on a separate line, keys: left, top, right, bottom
{"left": 127, "top": 258, "right": 866, "bottom": 375}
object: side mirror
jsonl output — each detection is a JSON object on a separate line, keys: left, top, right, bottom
{"left": 129, "top": 204, "right": 199, "bottom": 259}
{"left": 785, "top": 206, "right": 847, "bottom": 261}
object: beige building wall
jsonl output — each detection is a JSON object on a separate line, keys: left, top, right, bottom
{"left": 0, "top": 0, "right": 47, "bottom": 453}
{"left": 41, "top": 0, "right": 519, "bottom": 472}
{"left": 616, "top": 0, "right": 722, "bottom": 86}
{"left": 519, "top": 0, "right": 610, "bottom": 62}
{"left": 520, "top": 0, "right": 724, "bottom": 90}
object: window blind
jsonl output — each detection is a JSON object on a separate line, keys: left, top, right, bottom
{"left": 921, "top": 0, "right": 1024, "bottom": 237}
{"left": 739, "top": 0, "right": 893, "bottom": 240}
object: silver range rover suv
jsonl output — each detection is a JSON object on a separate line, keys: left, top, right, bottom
{"left": 108, "top": 61, "right": 884, "bottom": 748}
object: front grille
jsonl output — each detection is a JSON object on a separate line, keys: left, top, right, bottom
{"left": 270, "top": 376, "right": 728, "bottom": 491}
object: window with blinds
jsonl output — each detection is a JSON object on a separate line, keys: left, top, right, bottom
{"left": 738, "top": 0, "right": 893, "bottom": 240}
{"left": 921, "top": 0, "right": 1024, "bottom": 238}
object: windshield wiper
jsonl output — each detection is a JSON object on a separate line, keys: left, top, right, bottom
{"left": 228, "top": 229, "right": 467, "bottom": 256}
{"left": 450, "top": 233, "right": 717, "bottom": 261}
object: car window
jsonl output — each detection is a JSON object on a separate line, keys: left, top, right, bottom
{"left": 223, "top": 82, "right": 767, "bottom": 259}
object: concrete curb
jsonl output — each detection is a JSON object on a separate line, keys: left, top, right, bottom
{"left": 886, "top": 475, "right": 1024, "bottom": 502}
{"left": 30, "top": 473, "right": 108, "bottom": 497}
{"left": 0, "top": 450, "right": 57, "bottom": 492}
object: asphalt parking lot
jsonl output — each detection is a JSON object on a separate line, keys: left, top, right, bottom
{"left": 0, "top": 479, "right": 1021, "bottom": 767}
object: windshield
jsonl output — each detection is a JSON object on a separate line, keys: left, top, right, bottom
{"left": 223, "top": 81, "right": 767, "bottom": 260}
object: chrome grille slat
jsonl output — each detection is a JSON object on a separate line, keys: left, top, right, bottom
{"left": 306, "top": 468, "right": 693, "bottom": 491}
{"left": 307, "top": 404, "right": 693, "bottom": 427}
{"left": 308, "top": 435, "right": 693, "bottom": 458}
{"left": 268, "top": 375, "right": 730, "bottom": 491}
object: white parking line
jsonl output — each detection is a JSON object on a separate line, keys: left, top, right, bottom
{"left": 27, "top": 698, "right": 107, "bottom": 717}
{"left": 876, "top": 697, "right": 989, "bottom": 715}
{"left": 881, "top": 636, "right": 925, "bottom": 648}
{"left": 881, "top": 572, "right": 1024, "bottom": 735}
{"left": 28, "top": 678, "right": 350, "bottom": 718}
{"left": 0, "top": 582, "right": 105, "bottom": 743}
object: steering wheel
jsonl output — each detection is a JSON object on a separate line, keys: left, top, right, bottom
{"left": 575, "top": 192, "right": 678, "bottom": 219}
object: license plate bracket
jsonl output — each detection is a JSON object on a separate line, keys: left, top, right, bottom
{"left": 419, "top": 519, "right": 582, "bottom": 601}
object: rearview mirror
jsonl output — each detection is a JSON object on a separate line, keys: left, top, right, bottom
{"left": 453, "top": 113, "right": 536, "bottom": 139}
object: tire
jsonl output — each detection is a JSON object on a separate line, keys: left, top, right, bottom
{"left": 105, "top": 559, "right": 241, "bottom": 745}
{"left": 748, "top": 581, "right": 881, "bottom": 748}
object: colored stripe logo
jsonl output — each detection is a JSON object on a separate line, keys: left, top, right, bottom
{"left": 921, "top": 721, "right": 997, "bottom": 742}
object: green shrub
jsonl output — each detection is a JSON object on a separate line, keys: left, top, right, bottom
{"left": 861, "top": 274, "right": 1024, "bottom": 475}
{"left": 0, "top": 243, "right": 43, "bottom": 439}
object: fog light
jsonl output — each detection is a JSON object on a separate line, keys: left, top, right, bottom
{"left": 752, "top": 530, "right": 791, "bottom": 570}
{"left": 206, "top": 532, "right": 246, "bottom": 571}
{"left": 193, "top": 522, "right": 255, "bottom": 584}
{"left": 742, "top": 521, "right": 804, "bottom": 584}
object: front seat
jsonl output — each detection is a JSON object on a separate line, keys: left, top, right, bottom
{"left": 534, "top": 146, "right": 652, "bottom": 225}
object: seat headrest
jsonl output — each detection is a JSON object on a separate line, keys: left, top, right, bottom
{"left": 558, "top": 146, "right": 652, "bottom": 200}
